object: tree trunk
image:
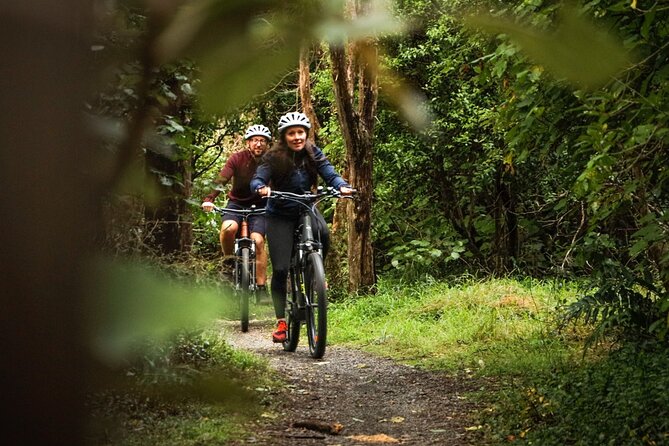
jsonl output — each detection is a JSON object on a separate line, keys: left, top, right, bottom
{"left": 492, "top": 162, "right": 519, "bottom": 274}
{"left": 180, "top": 160, "right": 194, "bottom": 252}
{"left": 300, "top": 44, "right": 349, "bottom": 289}
{"left": 328, "top": 0, "right": 377, "bottom": 292}
{"left": 143, "top": 67, "right": 194, "bottom": 256}
{"left": 1, "top": 2, "right": 95, "bottom": 443}
{"left": 144, "top": 153, "right": 192, "bottom": 256}
{"left": 299, "top": 45, "right": 321, "bottom": 145}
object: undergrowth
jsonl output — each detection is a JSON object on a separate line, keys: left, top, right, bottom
{"left": 84, "top": 251, "right": 279, "bottom": 445}
{"left": 482, "top": 341, "right": 669, "bottom": 445}
{"left": 85, "top": 329, "right": 277, "bottom": 446}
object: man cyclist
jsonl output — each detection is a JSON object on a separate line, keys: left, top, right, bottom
{"left": 202, "top": 124, "right": 271, "bottom": 302}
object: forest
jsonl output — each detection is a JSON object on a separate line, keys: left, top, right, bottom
{"left": 3, "top": 0, "right": 668, "bottom": 444}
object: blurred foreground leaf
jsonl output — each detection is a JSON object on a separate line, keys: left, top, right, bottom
{"left": 466, "top": 6, "right": 632, "bottom": 89}
{"left": 316, "top": 0, "right": 406, "bottom": 45}
{"left": 85, "top": 259, "right": 229, "bottom": 364}
{"left": 156, "top": 0, "right": 409, "bottom": 113}
{"left": 155, "top": 0, "right": 314, "bottom": 113}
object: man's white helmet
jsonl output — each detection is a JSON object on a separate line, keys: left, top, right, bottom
{"left": 277, "top": 112, "right": 311, "bottom": 133}
{"left": 244, "top": 124, "right": 272, "bottom": 141}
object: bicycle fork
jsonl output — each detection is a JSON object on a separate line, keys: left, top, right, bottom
{"left": 288, "top": 260, "right": 307, "bottom": 321}
{"left": 234, "top": 219, "right": 257, "bottom": 291}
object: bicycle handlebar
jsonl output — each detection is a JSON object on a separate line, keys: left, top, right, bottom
{"left": 268, "top": 187, "right": 357, "bottom": 201}
{"left": 265, "top": 187, "right": 356, "bottom": 215}
{"left": 211, "top": 206, "right": 266, "bottom": 217}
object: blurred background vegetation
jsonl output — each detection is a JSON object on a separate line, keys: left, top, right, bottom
{"left": 3, "top": 0, "right": 668, "bottom": 444}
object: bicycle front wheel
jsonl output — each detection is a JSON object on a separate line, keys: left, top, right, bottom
{"left": 239, "top": 248, "right": 251, "bottom": 332}
{"left": 305, "top": 252, "right": 327, "bottom": 358}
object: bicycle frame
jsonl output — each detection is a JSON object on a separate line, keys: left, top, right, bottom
{"left": 287, "top": 204, "right": 321, "bottom": 321}
{"left": 212, "top": 205, "right": 265, "bottom": 332}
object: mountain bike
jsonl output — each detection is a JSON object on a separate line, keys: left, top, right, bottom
{"left": 268, "top": 187, "right": 355, "bottom": 358}
{"left": 212, "top": 205, "right": 266, "bottom": 332}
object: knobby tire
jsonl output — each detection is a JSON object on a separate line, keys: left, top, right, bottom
{"left": 283, "top": 272, "right": 301, "bottom": 352}
{"left": 305, "top": 252, "right": 327, "bottom": 359}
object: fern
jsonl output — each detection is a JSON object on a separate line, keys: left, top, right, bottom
{"left": 562, "top": 281, "right": 662, "bottom": 345}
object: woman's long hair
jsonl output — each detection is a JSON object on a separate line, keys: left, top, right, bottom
{"left": 264, "top": 134, "right": 320, "bottom": 188}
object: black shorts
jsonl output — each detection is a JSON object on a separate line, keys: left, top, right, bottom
{"left": 221, "top": 201, "right": 266, "bottom": 236}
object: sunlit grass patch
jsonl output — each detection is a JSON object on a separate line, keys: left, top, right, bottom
{"left": 329, "top": 277, "right": 582, "bottom": 376}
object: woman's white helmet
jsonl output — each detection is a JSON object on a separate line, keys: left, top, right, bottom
{"left": 244, "top": 124, "right": 272, "bottom": 141}
{"left": 277, "top": 112, "right": 311, "bottom": 133}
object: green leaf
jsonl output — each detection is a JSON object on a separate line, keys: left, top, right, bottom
{"left": 641, "top": 8, "right": 655, "bottom": 39}
{"left": 316, "top": 1, "right": 406, "bottom": 45}
{"left": 629, "top": 239, "right": 648, "bottom": 258}
{"left": 465, "top": 6, "right": 632, "bottom": 89}
{"left": 429, "top": 249, "right": 443, "bottom": 258}
{"left": 198, "top": 44, "right": 301, "bottom": 113}
{"left": 85, "top": 259, "right": 228, "bottom": 364}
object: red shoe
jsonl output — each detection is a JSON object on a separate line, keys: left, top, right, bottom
{"left": 272, "top": 319, "right": 288, "bottom": 343}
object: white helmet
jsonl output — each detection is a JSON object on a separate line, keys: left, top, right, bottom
{"left": 277, "top": 112, "right": 311, "bottom": 133}
{"left": 244, "top": 124, "right": 272, "bottom": 141}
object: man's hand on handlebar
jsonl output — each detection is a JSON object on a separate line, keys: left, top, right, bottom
{"left": 201, "top": 201, "right": 215, "bottom": 212}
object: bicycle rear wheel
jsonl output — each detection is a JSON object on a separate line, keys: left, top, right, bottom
{"left": 239, "top": 248, "right": 251, "bottom": 332}
{"left": 283, "top": 272, "right": 301, "bottom": 351}
{"left": 305, "top": 252, "right": 327, "bottom": 358}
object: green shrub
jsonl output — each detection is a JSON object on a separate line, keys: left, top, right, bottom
{"left": 483, "top": 341, "right": 669, "bottom": 445}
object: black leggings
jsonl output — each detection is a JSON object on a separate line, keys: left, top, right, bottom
{"left": 267, "top": 211, "right": 330, "bottom": 319}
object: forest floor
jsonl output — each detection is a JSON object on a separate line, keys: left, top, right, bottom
{"left": 221, "top": 317, "right": 489, "bottom": 446}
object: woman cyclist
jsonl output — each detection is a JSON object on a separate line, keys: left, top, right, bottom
{"left": 250, "top": 112, "right": 353, "bottom": 343}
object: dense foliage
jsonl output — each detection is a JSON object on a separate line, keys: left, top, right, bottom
{"left": 354, "top": 0, "right": 669, "bottom": 340}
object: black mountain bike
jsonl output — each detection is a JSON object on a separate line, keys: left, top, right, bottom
{"left": 269, "top": 187, "right": 355, "bottom": 358}
{"left": 212, "top": 205, "right": 265, "bottom": 332}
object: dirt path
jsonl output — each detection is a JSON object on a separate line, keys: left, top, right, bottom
{"left": 222, "top": 317, "right": 486, "bottom": 445}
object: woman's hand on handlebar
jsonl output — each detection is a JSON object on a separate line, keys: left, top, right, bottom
{"left": 256, "top": 186, "right": 271, "bottom": 197}
{"left": 201, "top": 201, "right": 215, "bottom": 212}
{"left": 339, "top": 186, "right": 355, "bottom": 196}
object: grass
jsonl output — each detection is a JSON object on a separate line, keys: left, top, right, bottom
{"left": 83, "top": 255, "right": 283, "bottom": 445}
{"left": 329, "top": 277, "right": 583, "bottom": 377}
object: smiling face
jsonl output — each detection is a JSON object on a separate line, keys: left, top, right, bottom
{"left": 246, "top": 136, "right": 269, "bottom": 157}
{"left": 283, "top": 126, "right": 308, "bottom": 152}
